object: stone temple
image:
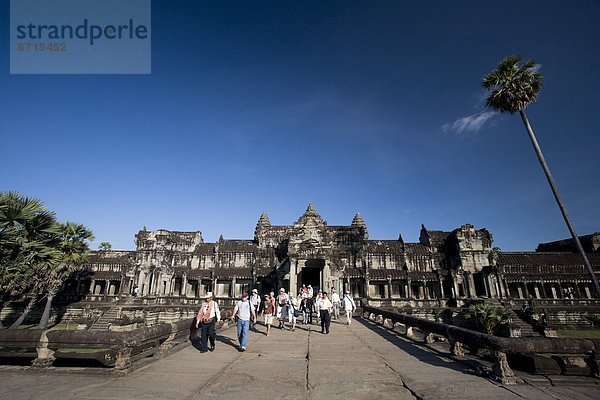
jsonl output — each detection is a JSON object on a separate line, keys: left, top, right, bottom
{"left": 77, "top": 204, "right": 600, "bottom": 306}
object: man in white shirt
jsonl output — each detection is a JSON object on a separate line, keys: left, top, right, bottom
{"left": 330, "top": 288, "right": 340, "bottom": 320}
{"left": 318, "top": 292, "right": 333, "bottom": 334}
{"left": 230, "top": 292, "right": 256, "bottom": 352}
{"left": 343, "top": 290, "right": 356, "bottom": 325}
{"left": 249, "top": 289, "right": 261, "bottom": 329}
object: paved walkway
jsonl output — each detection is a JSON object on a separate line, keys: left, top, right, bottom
{"left": 1, "top": 317, "right": 598, "bottom": 399}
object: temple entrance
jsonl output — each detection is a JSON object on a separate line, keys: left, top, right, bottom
{"left": 298, "top": 259, "right": 324, "bottom": 294}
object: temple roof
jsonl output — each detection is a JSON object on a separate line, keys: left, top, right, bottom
{"left": 404, "top": 243, "right": 431, "bottom": 256}
{"left": 88, "top": 251, "right": 134, "bottom": 265}
{"left": 217, "top": 240, "right": 258, "bottom": 253}
{"left": 498, "top": 252, "right": 600, "bottom": 267}
{"left": 363, "top": 240, "right": 404, "bottom": 253}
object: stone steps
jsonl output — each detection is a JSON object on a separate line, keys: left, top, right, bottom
{"left": 88, "top": 305, "right": 121, "bottom": 331}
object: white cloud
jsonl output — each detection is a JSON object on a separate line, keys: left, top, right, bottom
{"left": 442, "top": 111, "right": 498, "bottom": 135}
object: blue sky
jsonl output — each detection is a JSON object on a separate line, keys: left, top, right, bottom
{"left": 1, "top": 1, "right": 599, "bottom": 251}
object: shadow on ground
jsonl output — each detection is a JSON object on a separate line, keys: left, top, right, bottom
{"left": 355, "top": 317, "right": 479, "bottom": 377}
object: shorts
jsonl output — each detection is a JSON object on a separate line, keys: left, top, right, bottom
{"left": 264, "top": 313, "right": 274, "bottom": 325}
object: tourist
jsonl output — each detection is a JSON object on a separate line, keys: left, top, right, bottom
{"left": 318, "top": 291, "right": 333, "bottom": 334}
{"left": 195, "top": 292, "right": 221, "bottom": 353}
{"left": 342, "top": 290, "right": 356, "bottom": 325}
{"left": 230, "top": 292, "right": 256, "bottom": 352}
{"left": 288, "top": 294, "right": 300, "bottom": 331}
{"left": 300, "top": 295, "right": 312, "bottom": 325}
{"left": 307, "top": 284, "right": 314, "bottom": 299}
{"left": 249, "top": 289, "right": 261, "bottom": 329}
{"left": 262, "top": 293, "right": 275, "bottom": 336}
{"left": 131, "top": 284, "right": 139, "bottom": 299}
{"left": 331, "top": 288, "right": 340, "bottom": 320}
{"left": 277, "top": 288, "right": 290, "bottom": 329}
{"left": 314, "top": 291, "right": 322, "bottom": 325}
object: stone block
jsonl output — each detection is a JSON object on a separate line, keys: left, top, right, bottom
{"left": 552, "top": 355, "right": 592, "bottom": 376}
{"left": 507, "top": 354, "right": 561, "bottom": 375}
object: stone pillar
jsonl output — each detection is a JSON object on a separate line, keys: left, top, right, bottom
{"left": 289, "top": 259, "right": 298, "bottom": 295}
{"left": 574, "top": 280, "right": 582, "bottom": 298}
{"left": 523, "top": 281, "right": 530, "bottom": 298}
{"left": 438, "top": 277, "right": 446, "bottom": 299}
{"left": 104, "top": 280, "right": 110, "bottom": 297}
{"left": 32, "top": 330, "right": 55, "bottom": 368}
{"left": 232, "top": 277, "right": 237, "bottom": 297}
{"left": 467, "top": 273, "right": 476, "bottom": 298}
{"left": 449, "top": 339, "right": 464, "bottom": 356}
{"left": 492, "top": 351, "right": 516, "bottom": 385}
{"left": 407, "top": 278, "right": 413, "bottom": 299}
{"left": 452, "top": 275, "right": 460, "bottom": 298}
{"left": 182, "top": 274, "right": 187, "bottom": 297}
{"left": 90, "top": 279, "right": 96, "bottom": 296}
{"left": 483, "top": 273, "right": 491, "bottom": 297}
{"left": 387, "top": 277, "right": 392, "bottom": 299}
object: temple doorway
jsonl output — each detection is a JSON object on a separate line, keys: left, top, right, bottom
{"left": 298, "top": 259, "right": 324, "bottom": 294}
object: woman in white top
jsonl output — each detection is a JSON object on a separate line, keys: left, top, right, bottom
{"left": 288, "top": 294, "right": 300, "bottom": 331}
{"left": 195, "top": 292, "right": 221, "bottom": 352}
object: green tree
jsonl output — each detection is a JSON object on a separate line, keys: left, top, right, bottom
{"left": 464, "top": 304, "right": 512, "bottom": 335}
{"left": 98, "top": 242, "right": 112, "bottom": 252}
{"left": 0, "top": 192, "right": 61, "bottom": 328}
{"left": 483, "top": 55, "right": 600, "bottom": 298}
{"left": 37, "top": 222, "right": 94, "bottom": 329}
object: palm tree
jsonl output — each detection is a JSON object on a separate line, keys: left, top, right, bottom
{"left": 483, "top": 55, "right": 600, "bottom": 298}
{"left": 0, "top": 192, "right": 61, "bottom": 328}
{"left": 38, "top": 222, "right": 94, "bottom": 329}
{"left": 464, "top": 304, "right": 512, "bottom": 335}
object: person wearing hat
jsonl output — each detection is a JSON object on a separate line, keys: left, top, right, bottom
{"left": 261, "top": 293, "right": 276, "bottom": 336}
{"left": 276, "top": 288, "right": 290, "bottom": 329}
{"left": 230, "top": 292, "right": 256, "bottom": 351}
{"left": 342, "top": 290, "right": 356, "bottom": 325}
{"left": 196, "top": 292, "right": 221, "bottom": 352}
{"left": 249, "top": 289, "right": 261, "bottom": 330}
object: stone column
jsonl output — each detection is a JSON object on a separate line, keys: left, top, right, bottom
{"left": 523, "top": 281, "right": 530, "bottom": 298}
{"left": 574, "top": 280, "right": 582, "bottom": 298}
{"left": 232, "top": 277, "right": 237, "bottom": 297}
{"left": 452, "top": 275, "right": 460, "bottom": 298}
{"left": 182, "top": 274, "right": 188, "bottom": 297}
{"left": 483, "top": 273, "right": 492, "bottom": 297}
{"left": 289, "top": 259, "right": 298, "bottom": 295}
{"left": 387, "top": 277, "right": 392, "bottom": 299}
{"left": 104, "top": 280, "right": 110, "bottom": 297}
{"left": 466, "top": 273, "right": 476, "bottom": 298}
{"left": 407, "top": 278, "right": 413, "bottom": 299}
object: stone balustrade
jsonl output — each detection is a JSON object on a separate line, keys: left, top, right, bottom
{"left": 363, "top": 305, "right": 600, "bottom": 384}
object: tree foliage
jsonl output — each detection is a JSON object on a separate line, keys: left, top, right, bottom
{"left": 482, "top": 54, "right": 542, "bottom": 114}
{"left": 0, "top": 192, "right": 93, "bottom": 328}
{"left": 464, "top": 304, "right": 512, "bottom": 335}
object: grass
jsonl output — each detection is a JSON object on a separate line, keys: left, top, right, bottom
{"left": 14, "top": 322, "right": 84, "bottom": 330}
{"left": 557, "top": 329, "right": 600, "bottom": 339}
{"left": 57, "top": 348, "right": 111, "bottom": 354}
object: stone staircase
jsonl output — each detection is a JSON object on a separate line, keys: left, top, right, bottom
{"left": 506, "top": 308, "right": 541, "bottom": 337}
{"left": 484, "top": 298, "right": 541, "bottom": 337}
{"left": 88, "top": 304, "right": 121, "bottom": 331}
